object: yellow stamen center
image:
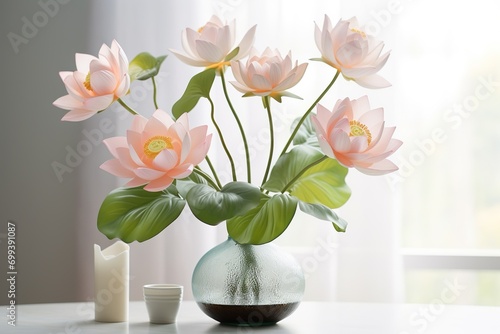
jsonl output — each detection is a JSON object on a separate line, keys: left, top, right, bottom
{"left": 144, "top": 136, "right": 173, "bottom": 159}
{"left": 350, "top": 27, "right": 366, "bottom": 38}
{"left": 349, "top": 120, "right": 372, "bottom": 144}
{"left": 197, "top": 25, "right": 205, "bottom": 33}
{"left": 83, "top": 72, "right": 93, "bottom": 91}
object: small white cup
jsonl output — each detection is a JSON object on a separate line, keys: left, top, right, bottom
{"left": 143, "top": 284, "right": 183, "bottom": 324}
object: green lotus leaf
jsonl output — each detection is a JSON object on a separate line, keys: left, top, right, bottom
{"left": 97, "top": 185, "right": 185, "bottom": 243}
{"left": 263, "top": 145, "right": 351, "bottom": 209}
{"left": 227, "top": 193, "right": 298, "bottom": 245}
{"left": 186, "top": 181, "right": 261, "bottom": 226}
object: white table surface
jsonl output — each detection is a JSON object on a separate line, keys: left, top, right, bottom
{"left": 3, "top": 301, "right": 500, "bottom": 333}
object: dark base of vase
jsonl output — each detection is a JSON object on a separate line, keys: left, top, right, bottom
{"left": 197, "top": 302, "right": 300, "bottom": 326}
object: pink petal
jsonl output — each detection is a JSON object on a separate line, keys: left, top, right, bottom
{"left": 342, "top": 65, "right": 378, "bottom": 79}
{"left": 184, "top": 27, "right": 202, "bottom": 55}
{"left": 215, "top": 25, "right": 232, "bottom": 55}
{"left": 350, "top": 136, "right": 369, "bottom": 152}
{"left": 179, "top": 131, "right": 191, "bottom": 163}
{"left": 196, "top": 40, "right": 224, "bottom": 63}
{"left": 115, "top": 146, "right": 139, "bottom": 170}
{"left": 269, "top": 63, "right": 283, "bottom": 86}
{"left": 169, "top": 49, "right": 209, "bottom": 67}
{"left": 130, "top": 115, "right": 148, "bottom": 132}
{"left": 126, "top": 130, "right": 146, "bottom": 166}
{"left": 53, "top": 95, "right": 83, "bottom": 110}
{"left": 152, "top": 109, "right": 175, "bottom": 128}
{"left": 83, "top": 94, "right": 114, "bottom": 112}
{"left": 358, "top": 107, "right": 383, "bottom": 129}
{"left": 315, "top": 104, "right": 333, "bottom": 125}
{"left": 234, "top": 25, "right": 257, "bottom": 60}
{"left": 354, "top": 74, "right": 391, "bottom": 89}
{"left": 89, "top": 59, "right": 109, "bottom": 73}
{"left": 355, "top": 159, "right": 398, "bottom": 175}
{"left": 111, "top": 40, "right": 129, "bottom": 75}
{"left": 185, "top": 133, "right": 212, "bottom": 165}
{"left": 143, "top": 175, "right": 174, "bottom": 192}
{"left": 100, "top": 159, "right": 135, "bottom": 178}
{"left": 167, "top": 163, "right": 194, "bottom": 179}
{"left": 103, "top": 137, "right": 128, "bottom": 158}
{"left": 125, "top": 177, "right": 148, "bottom": 188}
{"left": 336, "top": 42, "right": 364, "bottom": 67}
{"left": 144, "top": 114, "right": 169, "bottom": 137}
{"left": 102, "top": 41, "right": 120, "bottom": 73}
{"left": 134, "top": 167, "right": 166, "bottom": 180}
{"left": 115, "top": 74, "right": 130, "bottom": 98}
{"left": 75, "top": 53, "right": 96, "bottom": 73}
{"left": 59, "top": 71, "right": 73, "bottom": 81}
{"left": 331, "top": 129, "right": 351, "bottom": 153}
{"left": 152, "top": 149, "right": 179, "bottom": 171}
{"left": 61, "top": 109, "right": 97, "bottom": 122}
{"left": 62, "top": 73, "right": 87, "bottom": 99}
{"left": 318, "top": 135, "right": 335, "bottom": 158}
{"left": 351, "top": 95, "right": 371, "bottom": 114}
{"left": 334, "top": 152, "right": 355, "bottom": 168}
{"left": 250, "top": 74, "right": 271, "bottom": 90}
{"left": 90, "top": 70, "right": 117, "bottom": 95}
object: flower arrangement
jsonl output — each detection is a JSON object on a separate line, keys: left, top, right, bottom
{"left": 53, "top": 15, "right": 401, "bottom": 245}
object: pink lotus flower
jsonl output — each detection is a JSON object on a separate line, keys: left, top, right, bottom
{"left": 314, "top": 15, "right": 390, "bottom": 89}
{"left": 100, "top": 109, "right": 212, "bottom": 192}
{"left": 311, "top": 96, "right": 401, "bottom": 175}
{"left": 169, "top": 15, "right": 256, "bottom": 69}
{"left": 230, "top": 48, "right": 308, "bottom": 101}
{"left": 53, "top": 40, "right": 130, "bottom": 121}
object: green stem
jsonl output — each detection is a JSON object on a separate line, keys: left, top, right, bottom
{"left": 220, "top": 70, "right": 252, "bottom": 183}
{"left": 208, "top": 96, "right": 237, "bottom": 181}
{"left": 204, "top": 156, "right": 222, "bottom": 189}
{"left": 261, "top": 96, "right": 274, "bottom": 187}
{"left": 151, "top": 77, "right": 159, "bottom": 110}
{"left": 281, "top": 155, "right": 328, "bottom": 193}
{"left": 117, "top": 98, "right": 139, "bottom": 116}
{"left": 279, "top": 70, "right": 340, "bottom": 157}
{"left": 193, "top": 167, "right": 220, "bottom": 191}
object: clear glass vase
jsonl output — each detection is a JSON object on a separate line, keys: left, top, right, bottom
{"left": 192, "top": 237, "right": 305, "bottom": 326}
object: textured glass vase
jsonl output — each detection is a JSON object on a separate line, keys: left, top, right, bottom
{"left": 192, "top": 237, "right": 305, "bottom": 326}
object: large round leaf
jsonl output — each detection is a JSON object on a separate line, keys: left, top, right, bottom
{"left": 290, "top": 157, "right": 351, "bottom": 209}
{"left": 264, "top": 145, "right": 351, "bottom": 209}
{"left": 227, "top": 194, "right": 298, "bottom": 245}
{"left": 97, "top": 186, "right": 185, "bottom": 243}
{"left": 186, "top": 181, "right": 261, "bottom": 226}
{"left": 263, "top": 145, "right": 324, "bottom": 193}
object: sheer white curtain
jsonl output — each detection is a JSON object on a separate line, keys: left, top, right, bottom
{"left": 76, "top": 0, "right": 403, "bottom": 302}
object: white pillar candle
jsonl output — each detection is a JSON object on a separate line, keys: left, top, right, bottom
{"left": 94, "top": 241, "right": 129, "bottom": 322}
